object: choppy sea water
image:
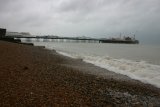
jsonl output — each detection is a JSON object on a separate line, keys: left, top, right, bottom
{"left": 21, "top": 39, "right": 160, "bottom": 88}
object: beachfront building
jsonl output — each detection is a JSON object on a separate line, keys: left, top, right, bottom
{"left": 0, "top": 28, "right": 6, "bottom": 37}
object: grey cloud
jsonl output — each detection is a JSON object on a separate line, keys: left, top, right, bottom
{"left": 57, "top": 0, "right": 99, "bottom": 13}
{"left": 0, "top": 0, "right": 160, "bottom": 44}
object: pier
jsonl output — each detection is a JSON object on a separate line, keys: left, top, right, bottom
{"left": 13, "top": 36, "right": 100, "bottom": 43}
{"left": 13, "top": 36, "right": 139, "bottom": 44}
{"left": 1, "top": 28, "right": 139, "bottom": 44}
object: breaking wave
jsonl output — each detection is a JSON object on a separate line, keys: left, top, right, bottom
{"left": 31, "top": 41, "right": 160, "bottom": 88}
{"left": 57, "top": 51, "right": 160, "bottom": 88}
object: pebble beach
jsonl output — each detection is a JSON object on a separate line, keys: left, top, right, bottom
{"left": 0, "top": 40, "right": 160, "bottom": 107}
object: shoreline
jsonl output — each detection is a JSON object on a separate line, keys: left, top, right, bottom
{"left": 53, "top": 47, "right": 160, "bottom": 89}
{"left": 0, "top": 40, "right": 160, "bottom": 106}
{"left": 52, "top": 48, "right": 160, "bottom": 95}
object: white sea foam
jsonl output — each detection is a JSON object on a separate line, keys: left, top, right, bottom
{"left": 57, "top": 50, "right": 160, "bottom": 88}
{"left": 30, "top": 41, "right": 160, "bottom": 88}
{"left": 57, "top": 51, "right": 77, "bottom": 59}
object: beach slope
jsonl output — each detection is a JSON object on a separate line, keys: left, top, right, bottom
{"left": 0, "top": 41, "right": 160, "bottom": 107}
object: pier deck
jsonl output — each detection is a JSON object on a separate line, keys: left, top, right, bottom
{"left": 13, "top": 36, "right": 139, "bottom": 44}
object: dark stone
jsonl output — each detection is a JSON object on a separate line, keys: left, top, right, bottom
{"left": 23, "top": 66, "right": 29, "bottom": 70}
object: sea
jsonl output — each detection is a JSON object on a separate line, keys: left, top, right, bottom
{"left": 21, "top": 38, "right": 160, "bottom": 88}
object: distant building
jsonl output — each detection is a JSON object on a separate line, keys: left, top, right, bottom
{"left": 0, "top": 28, "right": 6, "bottom": 38}
{"left": 6, "top": 32, "right": 23, "bottom": 37}
{"left": 6, "top": 32, "right": 31, "bottom": 37}
{"left": 20, "top": 32, "right": 31, "bottom": 36}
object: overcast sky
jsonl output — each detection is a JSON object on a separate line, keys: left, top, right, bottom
{"left": 0, "top": 0, "right": 160, "bottom": 44}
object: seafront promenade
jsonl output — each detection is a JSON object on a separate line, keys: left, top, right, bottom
{"left": 0, "top": 40, "right": 160, "bottom": 106}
